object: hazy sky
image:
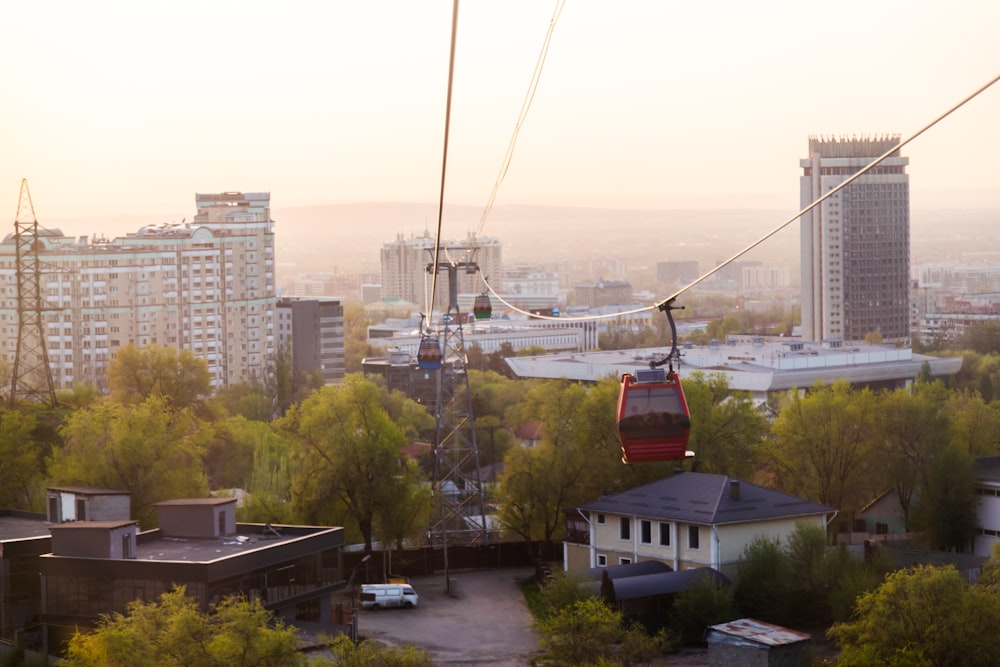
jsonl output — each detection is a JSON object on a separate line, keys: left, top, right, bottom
{"left": 2, "top": 1, "right": 998, "bottom": 228}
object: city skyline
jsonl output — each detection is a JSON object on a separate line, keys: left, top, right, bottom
{"left": 1, "top": 1, "right": 998, "bottom": 236}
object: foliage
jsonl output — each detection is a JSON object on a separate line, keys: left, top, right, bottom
{"left": 107, "top": 344, "right": 211, "bottom": 410}
{"left": 210, "top": 381, "right": 274, "bottom": 421}
{"left": 734, "top": 534, "right": 791, "bottom": 624}
{"left": 535, "top": 597, "right": 672, "bottom": 666}
{"left": 237, "top": 445, "right": 297, "bottom": 525}
{"left": 537, "top": 570, "right": 597, "bottom": 617}
{"left": 668, "top": 574, "right": 739, "bottom": 645}
{"left": 911, "top": 440, "right": 978, "bottom": 551}
{"left": 765, "top": 380, "right": 880, "bottom": 512}
{"left": 830, "top": 565, "right": 1000, "bottom": 667}
{"left": 63, "top": 587, "right": 303, "bottom": 667}
{"left": 316, "top": 634, "right": 432, "bottom": 667}
{"left": 682, "top": 372, "right": 768, "bottom": 479}
{"left": 203, "top": 416, "right": 288, "bottom": 490}
{"left": 50, "top": 396, "right": 210, "bottom": 527}
{"left": 0, "top": 409, "right": 47, "bottom": 510}
{"left": 283, "top": 375, "right": 425, "bottom": 553}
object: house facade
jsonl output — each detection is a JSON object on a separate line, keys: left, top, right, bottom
{"left": 565, "top": 472, "right": 836, "bottom": 580}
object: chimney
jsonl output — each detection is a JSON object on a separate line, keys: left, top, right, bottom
{"left": 729, "top": 480, "right": 741, "bottom": 500}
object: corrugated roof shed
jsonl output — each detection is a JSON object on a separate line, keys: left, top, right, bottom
{"left": 707, "top": 617, "right": 810, "bottom": 648}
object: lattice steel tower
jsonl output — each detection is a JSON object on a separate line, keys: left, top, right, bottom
{"left": 425, "top": 251, "right": 489, "bottom": 546}
{"left": 10, "top": 179, "right": 56, "bottom": 407}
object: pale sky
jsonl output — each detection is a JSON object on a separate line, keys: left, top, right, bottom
{"left": 1, "top": 0, "right": 999, "bottom": 228}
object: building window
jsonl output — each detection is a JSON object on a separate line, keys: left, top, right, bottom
{"left": 640, "top": 520, "right": 652, "bottom": 545}
{"left": 659, "top": 522, "right": 671, "bottom": 547}
{"left": 619, "top": 557, "right": 631, "bottom": 565}
{"left": 597, "top": 554, "right": 607, "bottom": 567}
{"left": 596, "top": 513, "right": 605, "bottom": 525}
{"left": 688, "top": 525, "right": 700, "bottom": 550}
{"left": 875, "top": 522, "right": 889, "bottom": 535}
{"left": 619, "top": 517, "right": 631, "bottom": 541}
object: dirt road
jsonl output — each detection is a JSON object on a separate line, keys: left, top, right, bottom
{"left": 356, "top": 568, "right": 540, "bottom": 666}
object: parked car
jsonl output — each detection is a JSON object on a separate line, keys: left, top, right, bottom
{"left": 360, "top": 583, "right": 419, "bottom": 610}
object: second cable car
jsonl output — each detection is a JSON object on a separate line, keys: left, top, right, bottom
{"left": 417, "top": 336, "right": 442, "bottom": 370}
{"left": 473, "top": 292, "right": 492, "bottom": 320}
{"left": 617, "top": 367, "right": 692, "bottom": 464}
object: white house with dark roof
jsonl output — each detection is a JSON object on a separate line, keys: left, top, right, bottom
{"left": 564, "top": 472, "right": 837, "bottom": 579}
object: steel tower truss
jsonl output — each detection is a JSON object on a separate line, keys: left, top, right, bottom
{"left": 10, "top": 179, "right": 56, "bottom": 407}
{"left": 426, "top": 256, "right": 489, "bottom": 545}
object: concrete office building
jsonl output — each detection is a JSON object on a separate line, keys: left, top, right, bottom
{"left": 276, "top": 297, "right": 346, "bottom": 384}
{"left": 800, "top": 135, "right": 910, "bottom": 344}
{"left": 0, "top": 191, "right": 275, "bottom": 391}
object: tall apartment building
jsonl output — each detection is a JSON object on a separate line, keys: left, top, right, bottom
{"left": 276, "top": 297, "right": 345, "bottom": 384}
{"left": 0, "top": 192, "right": 275, "bottom": 391}
{"left": 380, "top": 232, "right": 501, "bottom": 312}
{"left": 800, "top": 135, "right": 910, "bottom": 343}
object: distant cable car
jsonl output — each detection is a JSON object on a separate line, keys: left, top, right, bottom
{"left": 473, "top": 293, "right": 492, "bottom": 320}
{"left": 417, "top": 336, "right": 442, "bottom": 370}
{"left": 617, "top": 367, "right": 691, "bottom": 464}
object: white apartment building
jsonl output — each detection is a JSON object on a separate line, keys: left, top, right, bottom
{"left": 380, "top": 232, "right": 501, "bottom": 311}
{"left": 0, "top": 192, "right": 275, "bottom": 392}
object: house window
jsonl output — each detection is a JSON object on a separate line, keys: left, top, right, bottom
{"left": 619, "top": 557, "right": 631, "bottom": 565}
{"left": 596, "top": 513, "right": 605, "bottom": 525}
{"left": 640, "top": 520, "right": 652, "bottom": 545}
{"left": 659, "top": 522, "right": 671, "bottom": 547}
{"left": 619, "top": 517, "right": 631, "bottom": 541}
{"left": 688, "top": 525, "right": 700, "bottom": 550}
{"left": 597, "top": 554, "right": 607, "bottom": 567}
{"left": 875, "top": 522, "right": 889, "bottom": 535}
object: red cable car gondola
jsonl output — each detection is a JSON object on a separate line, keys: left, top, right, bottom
{"left": 473, "top": 292, "right": 492, "bottom": 320}
{"left": 617, "top": 367, "right": 691, "bottom": 464}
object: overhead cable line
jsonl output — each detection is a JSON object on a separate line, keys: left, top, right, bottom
{"left": 480, "top": 72, "right": 1000, "bottom": 323}
{"left": 426, "top": 0, "right": 461, "bottom": 326}
{"left": 474, "top": 0, "right": 567, "bottom": 240}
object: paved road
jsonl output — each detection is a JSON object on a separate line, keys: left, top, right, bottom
{"left": 355, "top": 568, "right": 540, "bottom": 666}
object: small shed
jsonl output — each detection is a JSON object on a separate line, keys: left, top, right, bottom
{"left": 706, "top": 617, "right": 811, "bottom": 667}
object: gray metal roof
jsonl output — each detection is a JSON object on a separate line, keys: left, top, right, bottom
{"left": 580, "top": 559, "right": 672, "bottom": 581}
{"left": 611, "top": 568, "right": 730, "bottom": 601}
{"left": 580, "top": 472, "right": 835, "bottom": 526}
{"left": 707, "top": 617, "right": 811, "bottom": 647}
{"left": 976, "top": 456, "right": 1000, "bottom": 483}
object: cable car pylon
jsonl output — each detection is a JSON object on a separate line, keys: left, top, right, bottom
{"left": 424, "top": 251, "right": 489, "bottom": 547}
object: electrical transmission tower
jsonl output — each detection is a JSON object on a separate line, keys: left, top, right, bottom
{"left": 10, "top": 179, "right": 56, "bottom": 407}
{"left": 425, "top": 251, "right": 489, "bottom": 550}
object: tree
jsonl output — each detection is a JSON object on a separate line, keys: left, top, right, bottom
{"left": 0, "top": 409, "right": 47, "bottom": 510}
{"left": 107, "top": 344, "right": 212, "bottom": 410}
{"left": 669, "top": 574, "right": 739, "bottom": 645}
{"left": 683, "top": 371, "right": 768, "bottom": 478}
{"left": 497, "top": 379, "right": 629, "bottom": 545}
{"left": 830, "top": 565, "right": 1000, "bottom": 667}
{"left": 535, "top": 598, "right": 672, "bottom": 666}
{"left": 204, "top": 416, "right": 289, "bottom": 491}
{"left": 734, "top": 535, "right": 791, "bottom": 625}
{"left": 320, "top": 634, "right": 431, "bottom": 667}
{"left": 49, "top": 396, "right": 211, "bottom": 527}
{"left": 282, "top": 375, "right": 420, "bottom": 553}
{"left": 876, "top": 381, "right": 951, "bottom": 531}
{"left": 211, "top": 381, "right": 274, "bottom": 421}
{"left": 63, "top": 587, "right": 303, "bottom": 667}
{"left": 765, "top": 380, "right": 880, "bottom": 512}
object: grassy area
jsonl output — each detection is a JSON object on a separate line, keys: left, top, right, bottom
{"left": 518, "top": 576, "right": 547, "bottom": 619}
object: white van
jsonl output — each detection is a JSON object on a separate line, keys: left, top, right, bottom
{"left": 360, "top": 583, "right": 419, "bottom": 610}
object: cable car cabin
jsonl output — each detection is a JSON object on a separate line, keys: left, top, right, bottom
{"left": 473, "top": 293, "right": 492, "bottom": 320}
{"left": 417, "top": 337, "right": 442, "bottom": 370}
{"left": 617, "top": 368, "right": 692, "bottom": 464}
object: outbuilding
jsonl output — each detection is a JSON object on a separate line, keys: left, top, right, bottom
{"left": 706, "top": 617, "right": 812, "bottom": 667}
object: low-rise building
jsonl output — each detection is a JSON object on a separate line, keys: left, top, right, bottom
{"left": 565, "top": 472, "right": 836, "bottom": 580}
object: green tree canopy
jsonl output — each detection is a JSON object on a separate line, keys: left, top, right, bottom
{"left": 282, "top": 375, "right": 423, "bottom": 553}
{"left": 64, "top": 587, "right": 303, "bottom": 667}
{"left": 107, "top": 344, "right": 212, "bottom": 410}
{"left": 765, "top": 380, "right": 880, "bottom": 511}
{"left": 0, "top": 409, "right": 46, "bottom": 510}
{"left": 831, "top": 565, "right": 1000, "bottom": 667}
{"left": 49, "top": 396, "right": 211, "bottom": 527}
{"left": 683, "top": 371, "right": 768, "bottom": 479}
